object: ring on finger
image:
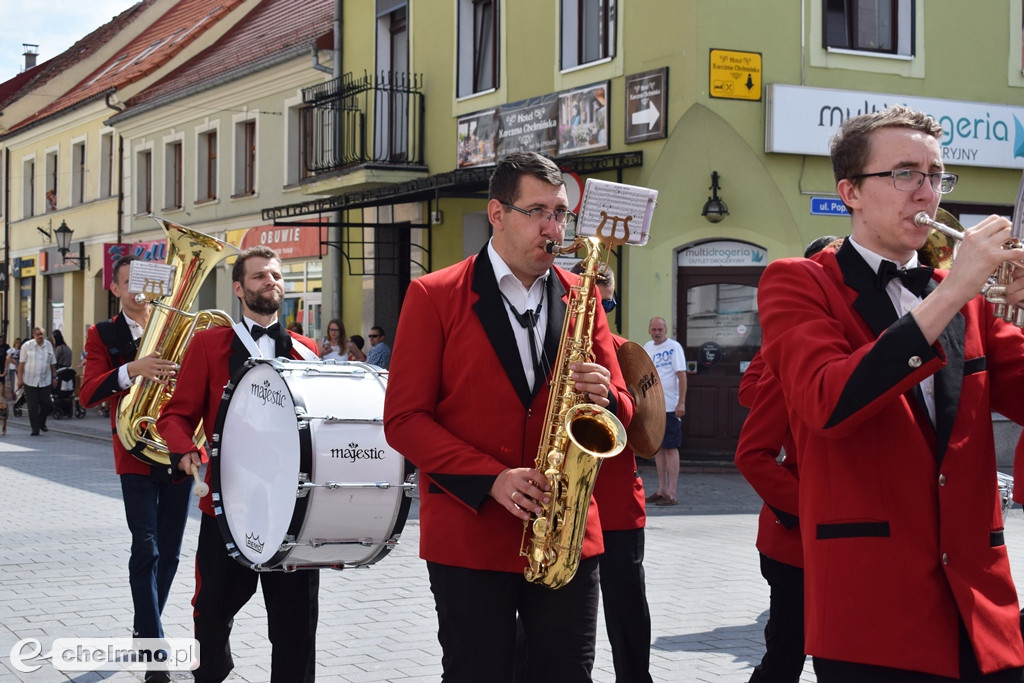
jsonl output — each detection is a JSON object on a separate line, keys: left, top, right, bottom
{"left": 510, "top": 490, "right": 518, "bottom": 503}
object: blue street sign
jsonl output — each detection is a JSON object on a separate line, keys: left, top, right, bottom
{"left": 810, "top": 197, "right": 849, "bottom": 217}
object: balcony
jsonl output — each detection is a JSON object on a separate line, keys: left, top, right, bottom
{"left": 302, "top": 71, "right": 426, "bottom": 186}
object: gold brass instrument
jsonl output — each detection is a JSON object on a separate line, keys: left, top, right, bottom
{"left": 519, "top": 235, "right": 627, "bottom": 589}
{"left": 117, "top": 217, "right": 239, "bottom": 466}
{"left": 914, "top": 210, "right": 1024, "bottom": 327}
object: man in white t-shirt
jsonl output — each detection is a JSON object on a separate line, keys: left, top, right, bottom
{"left": 643, "top": 317, "right": 687, "bottom": 506}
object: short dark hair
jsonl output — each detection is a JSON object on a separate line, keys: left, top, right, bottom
{"left": 112, "top": 255, "right": 139, "bottom": 287}
{"left": 830, "top": 104, "right": 944, "bottom": 186}
{"left": 804, "top": 235, "right": 840, "bottom": 258}
{"left": 370, "top": 325, "right": 386, "bottom": 337}
{"left": 232, "top": 245, "right": 279, "bottom": 284}
{"left": 488, "top": 151, "right": 563, "bottom": 205}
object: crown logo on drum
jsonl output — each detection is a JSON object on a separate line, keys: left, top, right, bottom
{"left": 245, "top": 532, "right": 265, "bottom": 553}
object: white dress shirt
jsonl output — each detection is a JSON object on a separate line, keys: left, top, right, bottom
{"left": 487, "top": 240, "right": 549, "bottom": 391}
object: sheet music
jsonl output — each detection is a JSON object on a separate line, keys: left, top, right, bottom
{"left": 575, "top": 179, "right": 657, "bottom": 246}
{"left": 128, "top": 261, "right": 176, "bottom": 299}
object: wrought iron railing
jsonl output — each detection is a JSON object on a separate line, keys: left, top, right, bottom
{"left": 302, "top": 71, "right": 425, "bottom": 174}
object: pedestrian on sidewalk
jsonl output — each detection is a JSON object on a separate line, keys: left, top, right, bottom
{"left": 643, "top": 317, "right": 686, "bottom": 506}
{"left": 18, "top": 327, "right": 56, "bottom": 436}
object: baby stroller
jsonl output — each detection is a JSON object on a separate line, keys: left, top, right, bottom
{"left": 52, "top": 367, "right": 86, "bottom": 419}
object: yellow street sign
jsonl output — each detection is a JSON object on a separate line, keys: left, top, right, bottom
{"left": 709, "top": 49, "right": 762, "bottom": 101}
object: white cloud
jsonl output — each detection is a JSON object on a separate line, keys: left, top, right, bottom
{"left": 0, "top": 1, "right": 138, "bottom": 84}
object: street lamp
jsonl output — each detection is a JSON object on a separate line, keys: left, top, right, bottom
{"left": 701, "top": 171, "right": 729, "bottom": 224}
{"left": 54, "top": 220, "right": 89, "bottom": 267}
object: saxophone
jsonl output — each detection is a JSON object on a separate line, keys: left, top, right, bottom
{"left": 520, "top": 235, "right": 627, "bottom": 589}
{"left": 116, "top": 216, "right": 239, "bottom": 466}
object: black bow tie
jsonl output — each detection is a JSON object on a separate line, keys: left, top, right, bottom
{"left": 250, "top": 323, "right": 292, "bottom": 357}
{"left": 876, "top": 260, "right": 934, "bottom": 297}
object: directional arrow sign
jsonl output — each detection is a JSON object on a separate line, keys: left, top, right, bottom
{"left": 631, "top": 102, "right": 661, "bottom": 130}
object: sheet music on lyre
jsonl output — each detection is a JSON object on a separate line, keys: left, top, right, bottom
{"left": 128, "top": 260, "right": 176, "bottom": 300}
{"left": 575, "top": 178, "right": 657, "bottom": 247}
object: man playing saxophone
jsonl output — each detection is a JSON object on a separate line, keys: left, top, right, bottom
{"left": 383, "top": 151, "right": 634, "bottom": 682}
{"left": 80, "top": 255, "right": 188, "bottom": 683}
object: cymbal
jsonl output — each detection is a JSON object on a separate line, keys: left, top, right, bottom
{"left": 615, "top": 341, "right": 666, "bottom": 459}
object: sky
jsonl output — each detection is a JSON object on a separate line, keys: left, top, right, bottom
{"left": 0, "top": 1, "right": 140, "bottom": 84}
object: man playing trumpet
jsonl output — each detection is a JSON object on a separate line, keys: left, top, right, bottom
{"left": 757, "top": 104, "right": 1024, "bottom": 680}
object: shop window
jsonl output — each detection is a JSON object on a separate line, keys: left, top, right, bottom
{"left": 561, "top": 0, "right": 616, "bottom": 70}
{"left": 457, "top": 0, "right": 498, "bottom": 97}
{"left": 823, "top": 0, "right": 914, "bottom": 56}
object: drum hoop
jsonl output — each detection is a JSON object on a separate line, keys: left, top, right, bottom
{"left": 211, "top": 358, "right": 310, "bottom": 570}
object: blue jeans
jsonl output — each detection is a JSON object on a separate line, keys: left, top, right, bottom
{"left": 120, "top": 472, "right": 192, "bottom": 639}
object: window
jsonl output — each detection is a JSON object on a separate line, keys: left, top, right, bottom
{"left": 22, "top": 158, "right": 35, "bottom": 219}
{"left": 561, "top": 0, "right": 616, "bottom": 70}
{"left": 99, "top": 132, "right": 115, "bottom": 199}
{"left": 234, "top": 119, "right": 256, "bottom": 197}
{"left": 164, "top": 140, "right": 183, "bottom": 210}
{"left": 823, "top": 0, "right": 914, "bottom": 56}
{"left": 457, "top": 0, "right": 498, "bottom": 97}
{"left": 197, "top": 129, "right": 217, "bottom": 202}
{"left": 45, "top": 150, "right": 58, "bottom": 211}
{"left": 136, "top": 149, "right": 152, "bottom": 215}
{"left": 286, "top": 101, "right": 314, "bottom": 185}
{"left": 72, "top": 140, "right": 86, "bottom": 205}
{"left": 298, "top": 106, "right": 314, "bottom": 181}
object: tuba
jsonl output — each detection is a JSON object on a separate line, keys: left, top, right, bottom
{"left": 519, "top": 235, "right": 627, "bottom": 589}
{"left": 117, "top": 217, "right": 239, "bottom": 466}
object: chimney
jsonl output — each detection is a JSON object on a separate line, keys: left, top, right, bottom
{"left": 22, "top": 44, "right": 38, "bottom": 71}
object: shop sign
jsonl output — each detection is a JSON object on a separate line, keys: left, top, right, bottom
{"left": 625, "top": 68, "right": 668, "bottom": 143}
{"left": 709, "top": 49, "right": 762, "bottom": 101}
{"left": 677, "top": 241, "right": 766, "bottom": 267}
{"left": 766, "top": 84, "right": 1024, "bottom": 169}
{"left": 230, "top": 220, "right": 327, "bottom": 260}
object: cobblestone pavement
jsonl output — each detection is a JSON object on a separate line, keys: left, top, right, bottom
{"left": 2, "top": 410, "right": 1023, "bottom": 682}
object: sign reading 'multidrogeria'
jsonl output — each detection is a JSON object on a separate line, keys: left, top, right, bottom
{"left": 766, "top": 84, "right": 1024, "bottom": 170}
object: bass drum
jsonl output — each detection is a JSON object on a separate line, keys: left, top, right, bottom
{"left": 211, "top": 359, "right": 414, "bottom": 571}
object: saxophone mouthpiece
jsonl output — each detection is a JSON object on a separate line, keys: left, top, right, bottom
{"left": 545, "top": 241, "right": 562, "bottom": 255}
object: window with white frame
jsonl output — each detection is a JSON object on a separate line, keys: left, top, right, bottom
{"left": 164, "top": 140, "right": 183, "bottom": 210}
{"left": 457, "top": 0, "right": 498, "bottom": 97}
{"left": 72, "top": 140, "right": 86, "bottom": 205}
{"left": 45, "top": 150, "right": 58, "bottom": 211}
{"left": 561, "top": 0, "right": 616, "bottom": 70}
{"left": 823, "top": 0, "right": 914, "bottom": 56}
{"left": 136, "top": 149, "right": 152, "bottom": 215}
{"left": 286, "top": 101, "right": 314, "bottom": 185}
{"left": 234, "top": 119, "right": 256, "bottom": 197}
{"left": 99, "top": 131, "right": 115, "bottom": 199}
{"left": 197, "top": 128, "right": 217, "bottom": 202}
{"left": 22, "top": 158, "right": 35, "bottom": 219}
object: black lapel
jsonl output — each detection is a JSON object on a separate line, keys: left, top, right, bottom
{"left": 471, "top": 246, "right": 533, "bottom": 407}
{"left": 535, "top": 271, "right": 568, "bottom": 402}
{"left": 932, "top": 299, "right": 965, "bottom": 463}
{"left": 836, "top": 239, "right": 899, "bottom": 334}
{"left": 228, "top": 332, "right": 250, "bottom": 378}
{"left": 113, "top": 314, "right": 139, "bottom": 362}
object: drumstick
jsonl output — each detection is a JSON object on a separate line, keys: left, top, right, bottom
{"left": 191, "top": 464, "right": 210, "bottom": 497}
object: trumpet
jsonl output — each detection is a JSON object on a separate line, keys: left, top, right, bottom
{"left": 914, "top": 211, "right": 1024, "bottom": 327}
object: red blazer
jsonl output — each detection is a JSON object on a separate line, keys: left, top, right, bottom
{"left": 734, "top": 352, "right": 801, "bottom": 568}
{"left": 758, "top": 239, "right": 1024, "bottom": 676}
{"left": 383, "top": 249, "right": 634, "bottom": 573}
{"left": 593, "top": 334, "right": 646, "bottom": 532}
{"left": 156, "top": 325, "right": 318, "bottom": 517}
{"left": 80, "top": 314, "right": 150, "bottom": 476}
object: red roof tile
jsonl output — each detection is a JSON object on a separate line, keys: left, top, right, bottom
{"left": 6, "top": 0, "right": 244, "bottom": 134}
{"left": 122, "top": 0, "right": 333, "bottom": 113}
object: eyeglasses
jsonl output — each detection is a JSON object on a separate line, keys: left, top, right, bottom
{"left": 368, "top": 334, "right": 381, "bottom": 339}
{"left": 328, "top": 327, "right": 339, "bottom": 333}
{"left": 503, "top": 202, "right": 577, "bottom": 226}
{"left": 849, "top": 169, "right": 958, "bottom": 195}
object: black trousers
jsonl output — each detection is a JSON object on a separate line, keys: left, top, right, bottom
{"left": 814, "top": 619, "right": 1024, "bottom": 682}
{"left": 427, "top": 556, "right": 600, "bottom": 683}
{"left": 599, "top": 529, "right": 653, "bottom": 683}
{"left": 23, "top": 383, "right": 50, "bottom": 433}
{"left": 749, "top": 553, "right": 805, "bottom": 683}
{"left": 192, "top": 514, "right": 319, "bottom": 683}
